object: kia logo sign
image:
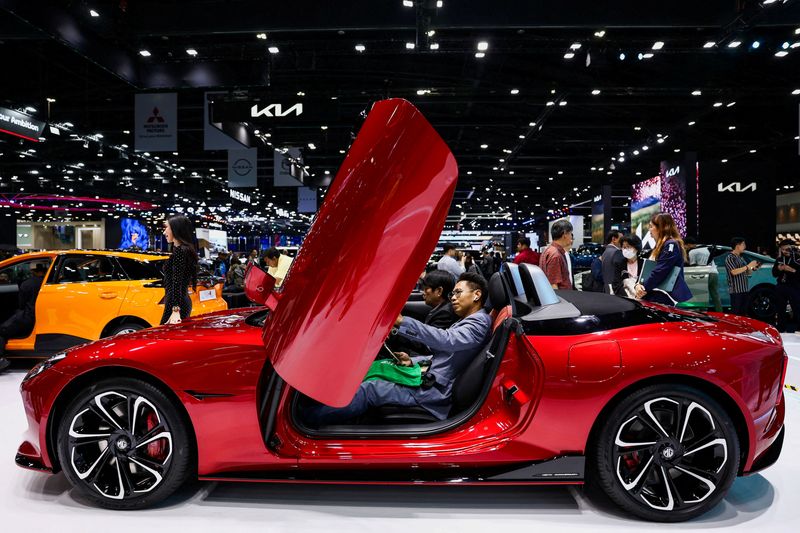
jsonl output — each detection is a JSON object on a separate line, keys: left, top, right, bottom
{"left": 250, "top": 103, "right": 304, "bottom": 118}
{"left": 232, "top": 158, "right": 253, "bottom": 176}
{"left": 718, "top": 182, "right": 757, "bottom": 193}
{"left": 665, "top": 165, "right": 681, "bottom": 178}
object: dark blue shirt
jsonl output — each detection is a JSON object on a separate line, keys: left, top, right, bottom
{"left": 643, "top": 239, "right": 692, "bottom": 304}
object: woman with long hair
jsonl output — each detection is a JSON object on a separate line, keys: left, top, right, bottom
{"left": 635, "top": 213, "right": 692, "bottom": 306}
{"left": 161, "top": 215, "right": 198, "bottom": 324}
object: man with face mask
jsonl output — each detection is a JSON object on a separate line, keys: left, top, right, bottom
{"left": 601, "top": 230, "right": 626, "bottom": 295}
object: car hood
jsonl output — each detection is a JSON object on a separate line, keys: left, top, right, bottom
{"left": 261, "top": 98, "right": 459, "bottom": 407}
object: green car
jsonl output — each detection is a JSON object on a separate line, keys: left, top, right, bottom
{"left": 678, "top": 245, "right": 778, "bottom": 322}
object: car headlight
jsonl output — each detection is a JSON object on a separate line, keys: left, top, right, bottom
{"left": 23, "top": 352, "right": 67, "bottom": 383}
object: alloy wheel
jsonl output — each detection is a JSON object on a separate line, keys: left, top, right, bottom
{"left": 613, "top": 396, "right": 729, "bottom": 512}
{"left": 67, "top": 390, "right": 173, "bottom": 500}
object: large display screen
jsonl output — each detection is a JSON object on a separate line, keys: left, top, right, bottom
{"left": 631, "top": 176, "right": 661, "bottom": 243}
{"left": 120, "top": 218, "right": 150, "bottom": 250}
{"left": 591, "top": 195, "right": 604, "bottom": 243}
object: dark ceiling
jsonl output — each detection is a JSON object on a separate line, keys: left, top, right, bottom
{"left": 1, "top": 0, "right": 799, "bottom": 236}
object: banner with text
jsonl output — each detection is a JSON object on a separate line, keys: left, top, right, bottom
{"left": 0, "top": 107, "right": 46, "bottom": 142}
{"left": 298, "top": 187, "right": 318, "bottom": 213}
{"left": 274, "top": 147, "right": 306, "bottom": 186}
{"left": 134, "top": 93, "right": 177, "bottom": 152}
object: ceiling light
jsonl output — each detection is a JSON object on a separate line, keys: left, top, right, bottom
{"left": 268, "top": 46, "right": 279, "bottom": 54}
{"left": 436, "top": 0, "right": 443, "bottom": 6}
{"left": 792, "top": 42, "right": 800, "bottom": 49}
{"left": 728, "top": 40, "right": 742, "bottom": 48}
{"left": 475, "top": 52, "right": 485, "bottom": 58}
{"left": 792, "top": 89, "right": 800, "bottom": 95}
{"left": 656, "top": 138, "right": 665, "bottom": 144}
{"left": 546, "top": 101, "right": 555, "bottom": 106}
{"left": 642, "top": 53, "right": 654, "bottom": 59}
{"left": 25, "top": 106, "right": 37, "bottom": 113}
{"left": 796, "top": 28, "right": 800, "bottom": 35}
{"left": 618, "top": 52, "right": 626, "bottom": 60}
{"left": 528, "top": 122, "right": 536, "bottom": 127}
{"left": 139, "top": 50, "right": 151, "bottom": 57}
{"left": 297, "top": 91, "right": 305, "bottom": 96}
{"left": 477, "top": 41, "right": 489, "bottom": 51}
{"left": 751, "top": 40, "right": 760, "bottom": 49}
{"left": 713, "top": 102, "right": 723, "bottom": 107}
{"left": 355, "top": 44, "right": 365, "bottom": 52}
{"left": 594, "top": 30, "right": 606, "bottom": 38}
{"left": 688, "top": 121, "right": 696, "bottom": 126}
{"left": 518, "top": 134, "right": 525, "bottom": 139}
{"left": 703, "top": 41, "right": 715, "bottom": 48}
{"left": 721, "top": 159, "right": 728, "bottom": 163}
{"left": 403, "top": 0, "right": 413, "bottom": 6}
{"left": 186, "top": 48, "right": 198, "bottom": 56}
{"left": 46, "top": 97, "right": 56, "bottom": 103}
{"left": 727, "top": 101, "right": 736, "bottom": 107}
{"left": 510, "top": 88, "right": 519, "bottom": 95}
{"left": 591, "top": 89, "right": 601, "bottom": 95}
{"left": 652, "top": 41, "right": 664, "bottom": 50}
{"left": 405, "top": 42, "right": 415, "bottom": 50}
{"left": 642, "top": 145, "right": 649, "bottom": 150}
{"left": 320, "top": 125, "right": 328, "bottom": 130}
{"left": 480, "top": 144, "right": 488, "bottom": 149}
{"left": 570, "top": 43, "right": 582, "bottom": 50}
{"left": 691, "top": 90, "right": 702, "bottom": 96}
{"left": 728, "top": 126, "right": 736, "bottom": 130}
{"left": 89, "top": 9, "right": 100, "bottom": 17}
{"left": 634, "top": 126, "right": 642, "bottom": 131}
{"left": 307, "top": 143, "right": 316, "bottom": 150}
{"left": 256, "top": 33, "right": 267, "bottom": 40}
{"left": 429, "top": 42, "right": 439, "bottom": 50}
{"left": 749, "top": 149, "right": 757, "bottom": 153}
{"left": 564, "top": 52, "right": 575, "bottom": 59}
{"left": 775, "top": 51, "right": 789, "bottom": 57}
{"left": 782, "top": 41, "right": 790, "bottom": 49}
{"left": 633, "top": 150, "right": 640, "bottom": 155}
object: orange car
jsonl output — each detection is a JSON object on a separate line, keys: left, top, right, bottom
{"left": 0, "top": 250, "right": 227, "bottom": 357}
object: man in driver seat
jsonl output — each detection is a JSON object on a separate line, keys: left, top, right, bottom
{"left": 305, "top": 272, "right": 492, "bottom": 426}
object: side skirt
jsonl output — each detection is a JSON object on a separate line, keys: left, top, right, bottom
{"left": 199, "top": 456, "right": 585, "bottom": 485}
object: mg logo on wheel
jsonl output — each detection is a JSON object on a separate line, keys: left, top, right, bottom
{"left": 662, "top": 447, "right": 675, "bottom": 459}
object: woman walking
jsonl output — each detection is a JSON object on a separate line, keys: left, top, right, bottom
{"left": 635, "top": 213, "right": 692, "bottom": 306}
{"left": 160, "top": 215, "right": 198, "bottom": 325}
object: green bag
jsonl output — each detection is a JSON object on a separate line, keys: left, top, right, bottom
{"left": 363, "top": 359, "right": 422, "bottom": 387}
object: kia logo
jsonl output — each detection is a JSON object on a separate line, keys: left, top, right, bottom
{"left": 718, "top": 181, "right": 757, "bottom": 193}
{"left": 250, "top": 103, "right": 304, "bottom": 118}
{"left": 665, "top": 166, "right": 681, "bottom": 178}
{"left": 232, "top": 158, "right": 253, "bottom": 176}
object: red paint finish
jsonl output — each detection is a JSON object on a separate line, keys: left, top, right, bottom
{"left": 567, "top": 340, "right": 622, "bottom": 383}
{"left": 263, "top": 99, "right": 458, "bottom": 407}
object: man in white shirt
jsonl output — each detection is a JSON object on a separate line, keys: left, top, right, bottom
{"left": 436, "top": 243, "right": 465, "bottom": 281}
{"left": 263, "top": 247, "right": 293, "bottom": 287}
{"left": 684, "top": 237, "right": 710, "bottom": 266}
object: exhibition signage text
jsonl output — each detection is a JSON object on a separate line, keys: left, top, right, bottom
{"left": 0, "top": 107, "right": 46, "bottom": 142}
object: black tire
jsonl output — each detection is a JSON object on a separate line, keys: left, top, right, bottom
{"left": 56, "top": 377, "right": 194, "bottom": 510}
{"left": 747, "top": 286, "right": 778, "bottom": 323}
{"left": 590, "top": 384, "right": 740, "bottom": 522}
{"left": 106, "top": 323, "right": 146, "bottom": 337}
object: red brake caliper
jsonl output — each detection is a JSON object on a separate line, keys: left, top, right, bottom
{"left": 144, "top": 411, "right": 167, "bottom": 461}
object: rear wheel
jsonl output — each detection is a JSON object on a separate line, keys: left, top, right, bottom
{"left": 591, "top": 384, "right": 740, "bottom": 522}
{"left": 107, "top": 322, "right": 146, "bottom": 337}
{"left": 56, "top": 377, "right": 193, "bottom": 509}
{"left": 747, "top": 286, "right": 777, "bottom": 323}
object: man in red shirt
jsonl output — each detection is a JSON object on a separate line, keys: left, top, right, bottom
{"left": 539, "top": 219, "right": 574, "bottom": 290}
{"left": 513, "top": 237, "right": 540, "bottom": 266}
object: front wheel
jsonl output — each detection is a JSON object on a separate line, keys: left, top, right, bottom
{"left": 57, "top": 377, "right": 194, "bottom": 509}
{"left": 747, "top": 286, "right": 778, "bottom": 323}
{"left": 590, "top": 384, "right": 740, "bottom": 522}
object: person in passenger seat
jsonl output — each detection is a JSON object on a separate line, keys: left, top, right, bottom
{"left": 0, "top": 263, "right": 47, "bottom": 372}
{"left": 305, "top": 272, "right": 492, "bottom": 426}
{"left": 388, "top": 269, "right": 459, "bottom": 355}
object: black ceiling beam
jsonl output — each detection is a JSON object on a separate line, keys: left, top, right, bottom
{"left": 0, "top": 0, "right": 140, "bottom": 86}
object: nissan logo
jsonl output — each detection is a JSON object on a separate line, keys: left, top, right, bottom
{"left": 232, "top": 158, "right": 253, "bottom": 176}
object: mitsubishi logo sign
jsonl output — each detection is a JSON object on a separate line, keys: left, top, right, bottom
{"left": 718, "top": 182, "right": 757, "bottom": 193}
{"left": 250, "top": 103, "right": 304, "bottom": 118}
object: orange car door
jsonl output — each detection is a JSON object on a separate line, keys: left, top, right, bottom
{"left": 1, "top": 256, "right": 55, "bottom": 352}
{"left": 35, "top": 254, "right": 129, "bottom": 344}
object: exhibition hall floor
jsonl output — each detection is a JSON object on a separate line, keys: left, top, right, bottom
{"left": 2, "top": 336, "right": 798, "bottom": 533}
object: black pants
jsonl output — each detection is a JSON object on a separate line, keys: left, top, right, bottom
{"left": 775, "top": 283, "right": 800, "bottom": 332}
{"left": 730, "top": 292, "right": 749, "bottom": 316}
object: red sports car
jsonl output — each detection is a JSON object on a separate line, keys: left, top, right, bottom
{"left": 16, "top": 99, "right": 786, "bottom": 522}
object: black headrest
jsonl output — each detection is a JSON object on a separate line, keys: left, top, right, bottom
{"left": 486, "top": 272, "right": 508, "bottom": 313}
{"left": 516, "top": 264, "right": 541, "bottom": 307}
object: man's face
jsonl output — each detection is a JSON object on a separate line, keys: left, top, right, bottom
{"left": 736, "top": 241, "right": 746, "bottom": 254}
{"left": 449, "top": 280, "right": 479, "bottom": 316}
{"left": 781, "top": 245, "right": 792, "bottom": 256}
{"left": 265, "top": 256, "right": 278, "bottom": 268}
{"left": 516, "top": 241, "right": 524, "bottom": 252}
{"left": 611, "top": 234, "right": 620, "bottom": 246}
{"left": 422, "top": 284, "right": 443, "bottom": 307}
{"left": 563, "top": 230, "right": 574, "bottom": 248}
